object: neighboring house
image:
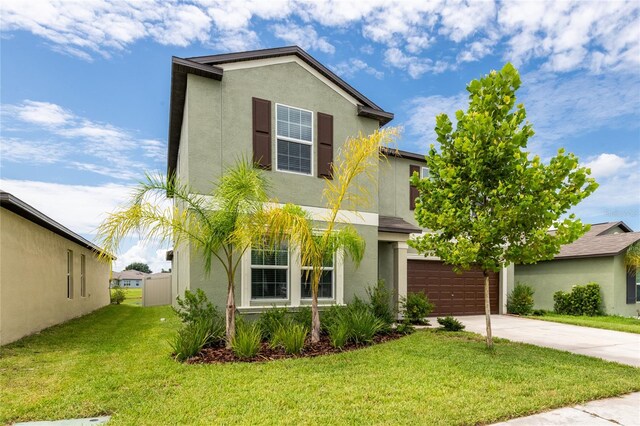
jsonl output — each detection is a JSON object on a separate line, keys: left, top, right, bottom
{"left": 110, "top": 270, "right": 148, "bottom": 288}
{"left": 166, "top": 46, "right": 509, "bottom": 316}
{"left": 513, "top": 222, "right": 640, "bottom": 317}
{"left": 0, "top": 191, "right": 110, "bottom": 345}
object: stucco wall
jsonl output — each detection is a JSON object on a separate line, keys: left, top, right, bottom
{"left": 0, "top": 209, "right": 110, "bottom": 345}
{"left": 513, "top": 256, "right": 638, "bottom": 315}
{"left": 379, "top": 156, "right": 423, "bottom": 227}
{"left": 183, "top": 62, "right": 380, "bottom": 211}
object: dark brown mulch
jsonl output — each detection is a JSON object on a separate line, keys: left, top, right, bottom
{"left": 187, "top": 332, "right": 406, "bottom": 364}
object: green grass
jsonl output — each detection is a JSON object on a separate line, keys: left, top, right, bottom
{"left": 1, "top": 306, "right": 639, "bottom": 425}
{"left": 527, "top": 313, "right": 640, "bottom": 334}
{"left": 120, "top": 288, "right": 142, "bottom": 306}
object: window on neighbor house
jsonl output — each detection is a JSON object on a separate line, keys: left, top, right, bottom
{"left": 67, "top": 250, "right": 73, "bottom": 299}
{"left": 421, "top": 166, "right": 430, "bottom": 179}
{"left": 301, "top": 255, "right": 334, "bottom": 299}
{"left": 251, "top": 243, "right": 289, "bottom": 299}
{"left": 276, "top": 104, "right": 313, "bottom": 175}
{"left": 636, "top": 271, "right": 640, "bottom": 303}
{"left": 80, "top": 254, "right": 86, "bottom": 297}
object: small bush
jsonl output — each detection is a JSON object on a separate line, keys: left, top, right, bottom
{"left": 231, "top": 321, "right": 262, "bottom": 359}
{"left": 326, "top": 321, "right": 350, "bottom": 348}
{"left": 110, "top": 286, "right": 125, "bottom": 305}
{"left": 174, "top": 289, "right": 217, "bottom": 324}
{"left": 272, "top": 322, "right": 308, "bottom": 354}
{"left": 395, "top": 320, "right": 415, "bottom": 335}
{"left": 401, "top": 292, "right": 434, "bottom": 325}
{"left": 171, "top": 318, "right": 212, "bottom": 362}
{"left": 292, "top": 306, "right": 312, "bottom": 329}
{"left": 366, "top": 279, "right": 395, "bottom": 329}
{"left": 532, "top": 309, "right": 546, "bottom": 316}
{"left": 344, "top": 304, "right": 384, "bottom": 344}
{"left": 258, "top": 307, "right": 290, "bottom": 340}
{"left": 437, "top": 316, "right": 465, "bottom": 331}
{"left": 321, "top": 304, "right": 348, "bottom": 332}
{"left": 553, "top": 282, "right": 603, "bottom": 316}
{"left": 507, "top": 283, "right": 535, "bottom": 315}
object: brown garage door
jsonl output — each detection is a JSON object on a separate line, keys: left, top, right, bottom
{"left": 407, "top": 260, "right": 499, "bottom": 316}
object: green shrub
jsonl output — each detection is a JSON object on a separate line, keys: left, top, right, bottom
{"left": 292, "top": 306, "right": 312, "bottom": 329}
{"left": 174, "top": 289, "right": 217, "bottom": 324}
{"left": 401, "top": 292, "right": 434, "bottom": 325}
{"left": 171, "top": 318, "right": 212, "bottom": 362}
{"left": 321, "top": 304, "right": 348, "bottom": 332}
{"left": 507, "top": 283, "right": 535, "bottom": 315}
{"left": 366, "top": 279, "right": 395, "bottom": 329}
{"left": 554, "top": 282, "right": 603, "bottom": 316}
{"left": 110, "top": 286, "right": 125, "bottom": 304}
{"left": 231, "top": 321, "right": 262, "bottom": 359}
{"left": 532, "top": 309, "right": 546, "bottom": 316}
{"left": 437, "top": 316, "right": 465, "bottom": 331}
{"left": 344, "top": 304, "right": 384, "bottom": 344}
{"left": 258, "top": 307, "right": 290, "bottom": 340}
{"left": 395, "top": 320, "right": 415, "bottom": 335}
{"left": 326, "top": 321, "right": 350, "bottom": 348}
{"left": 272, "top": 322, "right": 308, "bottom": 354}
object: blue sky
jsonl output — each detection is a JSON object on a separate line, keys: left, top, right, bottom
{"left": 1, "top": 0, "right": 639, "bottom": 271}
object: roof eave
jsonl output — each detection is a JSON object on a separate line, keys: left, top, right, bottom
{"left": 357, "top": 105, "right": 394, "bottom": 126}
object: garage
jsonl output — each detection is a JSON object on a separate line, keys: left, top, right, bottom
{"left": 407, "top": 260, "right": 499, "bottom": 316}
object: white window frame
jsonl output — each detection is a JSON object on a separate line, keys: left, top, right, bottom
{"left": 275, "top": 103, "right": 314, "bottom": 177}
{"left": 421, "top": 166, "right": 430, "bottom": 179}
{"left": 301, "top": 255, "right": 335, "bottom": 300}
{"left": 66, "top": 250, "right": 73, "bottom": 299}
{"left": 80, "top": 254, "right": 86, "bottom": 297}
{"left": 249, "top": 244, "right": 290, "bottom": 302}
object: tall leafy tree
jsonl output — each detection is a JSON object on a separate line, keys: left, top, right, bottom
{"left": 124, "top": 262, "right": 152, "bottom": 273}
{"left": 97, "top": 159, "right": 268, "bottom": 346}
{"left": 410, "top": 64, "right": 598, "bottom": 348}
{"left": 262, "top": 128, "right": 397, "bottom": 342}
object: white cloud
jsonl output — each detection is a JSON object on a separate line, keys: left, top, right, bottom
{"left": 385, "top": 47, "right": 450, "bottom": 78}
{"left": 2, "top": 99, "right": 164, "bottom": 181}
{"left": 583, "top": 153, "right": 637, "bottom": 179}
{"left": 112, "top": 240, "right": 171, "bottom": 273}
{"left": 331, "top": 58, "right": 383, "bottom": 79}
{"left": 403, "top": 92, "right": 468, "bottom": 150}
{"left": 271, "top": 22, "right": 335, "bottom": 54}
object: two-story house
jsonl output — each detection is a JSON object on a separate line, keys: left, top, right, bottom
{"left": 167, "top": 46, "right": 508, "bottom": 317}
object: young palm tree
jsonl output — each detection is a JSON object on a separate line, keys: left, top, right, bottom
{"left": 262, "top": 128, "right": 398, "bottom": 342}
{"left": 97, "top": 159, "right": 269, "bottom": 346}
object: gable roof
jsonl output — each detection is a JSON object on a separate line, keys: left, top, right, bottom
{"left": 554, "top": 221, "right": 640, "bottom": 259}
{"left": 112, "top": 270, "right": 148, "bottom": 280}
{"left": 0, "top": 191, "right": 110, "bottom": 257}
{"left": 167, "top": 46, "right": 394, "bottom": 178}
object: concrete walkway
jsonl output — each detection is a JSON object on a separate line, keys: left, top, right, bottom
{"left": 493, "top": 392, "right": 640, "bottom": 425}
{"left": 458, "top": 315, "right": 640, "bottom": 367}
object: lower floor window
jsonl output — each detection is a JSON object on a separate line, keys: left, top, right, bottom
{"left": 251, "top": 244, "right": 289, "bottom": 300}
{"left": 636, "top": 271, "right": 639, "bottom": 302}
{"left": 301, "top": 269, "right": 333, "bottom": 299}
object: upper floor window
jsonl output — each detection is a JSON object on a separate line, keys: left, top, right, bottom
{"left": 421, "top": 166, "right": 430, "bottom": 179}
{"left": 276, "top": 104, "right": 313, "bottom": 175}
{"left": 251, "top": 243, "right": 289, "bottom": 300}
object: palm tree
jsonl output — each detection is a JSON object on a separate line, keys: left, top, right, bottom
{"left": 261, "top": 128, "right": 397, "bottom": 342}
{"left": 97, "top": 159, "right": 268, "bottom": 346}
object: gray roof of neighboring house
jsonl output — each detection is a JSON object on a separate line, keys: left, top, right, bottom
{"left": 0, "top": 191, "right": 111, "bottom": 257}
{"left": 148, "top": 272, "right": 171, "bottom": 279}
{"left": 378, "top": 216, "right": 422, "bottom": 234}
{"left": 167, "top": 46, "right": 394, "bottom": 178}
{"left": 111, "top": 270, "right": 148, "bottom": 280}
{"left": 554, "top": 221, "right": 640, "bottom": 259}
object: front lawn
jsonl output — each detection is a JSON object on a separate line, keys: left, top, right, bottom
{"left": 527, "top": 312, "right": 640, "bottom": 334}
{"left": 1, "top": 306, "right": 639, "bottom": 425}
{"left": 121, "top": 288, "right": 142, "bottom": 306}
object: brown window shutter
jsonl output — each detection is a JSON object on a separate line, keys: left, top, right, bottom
{"left": 317, "top": 112, "right": 333, "bottom": 179}
{"left": 409, "top": 164, "right": 420, "bottom": 210}
{"left": 252, "top": 97, "right": 271, "bottom": 169}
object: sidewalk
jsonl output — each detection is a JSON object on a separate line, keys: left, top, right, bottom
{"left": 493, "top": 392, "right": 640, "bottom": 425}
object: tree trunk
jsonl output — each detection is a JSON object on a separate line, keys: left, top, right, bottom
{"left": 483, "top": 270, "right": 493, "bottom": 349}
{"left": 311, "top": 290, "right": 321, "bottom": 343}
{"left": 225, "top": 281, "right": 236, "bottom": 349}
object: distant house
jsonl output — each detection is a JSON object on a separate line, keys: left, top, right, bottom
{"left": 0, "top": 191, "right": 111, "bottom": 345}
{"left": 514, "top": 222, "right": 640, "bottom": 316}
{"left": 110, "top": 270, "right": 148, "bottom": 288}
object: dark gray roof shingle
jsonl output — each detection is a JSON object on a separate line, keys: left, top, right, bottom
{"left": 554, "top": 221, "right": 640, "bottom": 259}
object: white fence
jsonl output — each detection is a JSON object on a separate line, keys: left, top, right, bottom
{"left": 143, "top": 275, "right": 172, "bottom": 307}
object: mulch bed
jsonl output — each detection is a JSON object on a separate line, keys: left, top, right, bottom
{"left": 187, "top": 332, "right": 406, "bottom": 364}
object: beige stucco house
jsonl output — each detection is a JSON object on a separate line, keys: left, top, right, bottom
{"left": 0, "top": 191, "right": 111, "bottom": 345}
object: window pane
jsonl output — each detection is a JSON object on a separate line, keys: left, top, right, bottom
{"left": 301, "top": 270, "right": 333, "bottom": 299}
{"left": 300, "top": 125, "right": 312, "bottom": 142}
{"left": 252, "top": 245, "right": 288, "bottom": 266}
{"left": 277, "top": 120, "right": 288, "bottom": 137}
{"left": 252, "top": 268, "right": 288, "bottom": 299}
{"left": 277, "top": 140, "right": 311, "bottom": 174}
{"left": 277, "top": 104, "right": 288, "bottom": 121}
{"left": 289, "top": 107, "right": 301, "bottom": 124}
{"left": 289, "top": 123, "right": 301, "bottom": 140}
{"left": 300, "top": 110, "right": 312, "bottom": 127}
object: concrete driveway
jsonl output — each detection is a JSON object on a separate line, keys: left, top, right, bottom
{"left": 458, "top": 315, "right": 640, "bottom": 367}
